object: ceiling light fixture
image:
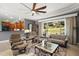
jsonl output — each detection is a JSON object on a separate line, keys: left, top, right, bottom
{"left": 32, "top": 11, "right": 36, "bottom": 16}
{"left": 32, "top": 11, "right": 36, "bottom": 14}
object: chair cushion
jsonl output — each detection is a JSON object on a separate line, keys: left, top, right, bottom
{"left": 52, "top": 39, "right": 64, "bottom": 44}
{"left": 48, "top": 38, "right": 65, "bottom": 45}
{"left": 50, "top": 34, "right": 66, "bottom": 40}
{"left": 11, "top": 39, "right": 21, "bottom": 43}
{"left": 12, "top": 41, "right": 23, "bottom": 46}
{"left": 15, "top": 43, "right": 27, "bottom": 49}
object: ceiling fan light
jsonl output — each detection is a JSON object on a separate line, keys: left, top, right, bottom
{"left": 32, "top": 11, "right": 36, "bottom": 14}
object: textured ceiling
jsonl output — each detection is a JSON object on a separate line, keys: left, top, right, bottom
{"left": 0, "top": 3, "right": 79, "bottom": 21}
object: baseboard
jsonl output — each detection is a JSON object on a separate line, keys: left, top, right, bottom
{"left": 0, "top": 40, "right": 9, "bottom": 43}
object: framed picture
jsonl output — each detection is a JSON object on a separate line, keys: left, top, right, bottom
{"left": 1, "top": 20, "right": 24, "bottom": 31}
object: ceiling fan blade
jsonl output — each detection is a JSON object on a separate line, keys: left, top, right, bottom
{"left": 20, "top": 3, "right": 31, "bottom": 11}
{"left": 36, "top": 11, "right": 46, "bottom": 13}
{"left": 32, "top": 3, "right": 36, "bottom": 10}
{"left": 35, "top": 6, "right": 46, "bottom": 11}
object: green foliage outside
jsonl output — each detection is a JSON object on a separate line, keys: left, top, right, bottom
{"left": 44, "top": 21, "right": 64, "bottom": 35}
{"left": 45, "top": 27, "right": 64, "bottom": 35}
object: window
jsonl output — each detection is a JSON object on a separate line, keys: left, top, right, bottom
{"left": 43, "top": 20, "right": 65, "bottom": 36}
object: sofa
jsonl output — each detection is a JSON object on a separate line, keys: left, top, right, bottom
{"left": 48, "top": 34, "right": 68, "bottom": 48}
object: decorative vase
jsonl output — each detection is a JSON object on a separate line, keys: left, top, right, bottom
{"left": 42, "top": 39, "right": 45, "bottom": 47}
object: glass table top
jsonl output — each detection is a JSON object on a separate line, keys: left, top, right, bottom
{"left": 35, "top": 42, "right": 59, "bottom": 53}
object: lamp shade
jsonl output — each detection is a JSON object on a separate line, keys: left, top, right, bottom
{"left": 24, "top": 29, "right": 30, "bottom": 33}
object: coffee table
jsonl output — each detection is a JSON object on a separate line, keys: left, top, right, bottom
{"left": 35, "top": 42, "right": 59, "bottom": 56}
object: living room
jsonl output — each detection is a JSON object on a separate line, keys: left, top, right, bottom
{"left": 0, "top": 3, "right": 79, "bottom": 56}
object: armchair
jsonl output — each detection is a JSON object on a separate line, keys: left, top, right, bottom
{"left": 9, "top": 33, "right": 28, "bottom": 55}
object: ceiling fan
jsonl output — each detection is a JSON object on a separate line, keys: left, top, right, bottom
{"left": 21, "top": 3, "right": 47, "bottom": 16}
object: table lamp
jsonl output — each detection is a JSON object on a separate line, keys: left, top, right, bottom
{"left": 24, "top": 29, "right": 30, "bottom": 38}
